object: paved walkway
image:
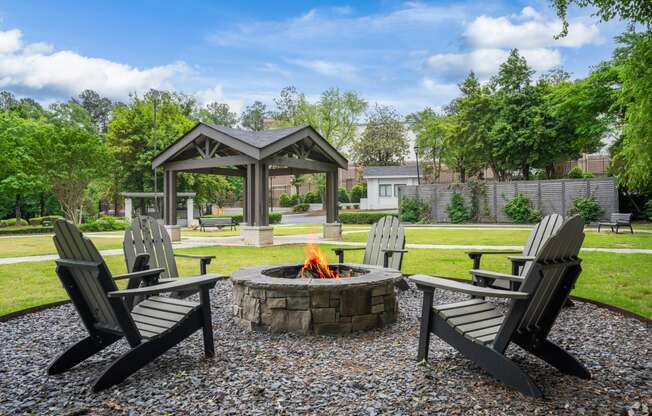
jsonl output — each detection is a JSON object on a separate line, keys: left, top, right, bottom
{"left": 1, "top": 232, "right": 650, "bottom": 265}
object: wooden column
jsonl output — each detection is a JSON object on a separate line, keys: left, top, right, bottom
{"left": 245, "top": 164, "right": 256, "bottom": 226}
{"left": 163, "top": 169, "right": 177, "bottom": 225}
{"left": 326, "top": 169, "right": 338, "bottom": 223}
{"left": 242, "top": 174, "right": 248, "bottom": 225}
{"left": 254, "top": 162, "right": 269, "bottom": 226}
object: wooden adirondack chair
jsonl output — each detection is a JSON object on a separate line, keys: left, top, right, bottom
{"left": 49, "top": 219, "right": 225, "bottom": 392}
{"left": 410, "top": 215, "right": 589, "bottom": 397}
{"left": 331, "top": 215, "right": 407, "bottom": 270}
{"left": 467, "top": 213, "right": 564, "bottom": 290}
{"left": 123, "top": 216, "right": 216, "bottom": 299}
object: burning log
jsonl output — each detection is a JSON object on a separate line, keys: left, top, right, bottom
{"left": 300, "top": 244, "right": 339, "bottom": 279}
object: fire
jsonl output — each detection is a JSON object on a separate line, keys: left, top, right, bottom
{"left": 300, "top": 243, "right": 339, "bottom": 279}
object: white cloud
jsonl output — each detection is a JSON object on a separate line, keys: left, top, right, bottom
{"left": 0, "top": 28, "right": 189, "bottom": 100}
{"left": 287, "top": 59, "right": 357, "bottom": 80}
{"left": 193, "top": 85, "right": 243, "bottom": 113}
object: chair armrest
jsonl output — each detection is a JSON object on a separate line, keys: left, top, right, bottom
{"left": 381, "top": 248, "right": 408, "bottom": 268}
{"left": 174, "top": 253, "right": 216, "bottom": 260}
{"left": 409, "top": 275, "right": 529, "bottom": 299}
{"left": 466, "top": 250, "right": 522, "bottom": 258}
{"left": 508, "top": 255, "right": 535, "bottom": 263}
{"left": 381, "top": 249, "right": 408, "bottom": 254}
{"left": 332, "top": 247, "right": 366, "bottom": 263}
{"left": 112, "top": 268, "right": 165, "bottom": 281}
{"left": 470, "top": 269, "right": 525, "bottom": 283}
{"left": 108, "top": 274, "right": 226, "bottom": 298}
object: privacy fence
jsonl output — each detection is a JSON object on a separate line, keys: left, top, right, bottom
{"left": 397, "top": 177, "right": 618, "bottom": 223}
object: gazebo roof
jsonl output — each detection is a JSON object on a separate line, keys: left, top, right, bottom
{"left": 152, "top": 123, "right": 348, "bottom": 171}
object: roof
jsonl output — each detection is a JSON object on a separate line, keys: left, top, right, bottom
{"left": 206, "top": 124, "right": 308, "bottom": 148}
{"left": 363, "top": 165, "right": 420, "bottom": 177}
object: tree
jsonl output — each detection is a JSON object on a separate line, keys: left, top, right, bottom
{"left": 240, "top": 101, "right": 267, "bottom": 131}
{"left": 407, "top": 108, "right": 446, "bottom": 181}
{"left": 74, "top": 90, "right": 113, "bottom": 134}
{"left": 273, "top": 86, "right": 304, "bottom": 125}
{"left": 48, "top": 101, "right": 97, "bottom": 134}
{"left": 197, "top": 102, "right": 238, "bottom": 127}
{"left": 352, "top": 105, "right": 408, "bottom": 167}
{"left": 551, "top": 0, "right": 652, "bottom": 37}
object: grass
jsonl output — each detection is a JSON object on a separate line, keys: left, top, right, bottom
{"left": 0, "top": 233, "right": 124, "bottom": 258}
{"left": 0, "top": 243, "right": 650, "bottom": 319}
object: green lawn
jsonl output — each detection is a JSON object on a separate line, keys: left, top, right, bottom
{"left": 0, "top": 233, "right": 124, "bottom": 258}
{"left": 1, "top": 243, "right": 650, "bottom": 319}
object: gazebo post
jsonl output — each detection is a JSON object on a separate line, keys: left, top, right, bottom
{"left": 163, "top": 169, "right": 181, "bottom": 242}
{"left": 241, "top": 162, "right": 273, "bottom": 246}
{"left": 323, "top": 169, "right": 342, "bottom": 240}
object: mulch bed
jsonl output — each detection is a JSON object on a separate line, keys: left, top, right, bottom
{"left": 0, "top": 280, "right": 650, "bottom": 415}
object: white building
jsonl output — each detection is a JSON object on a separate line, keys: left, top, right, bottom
{"left": 362, "top": 166, "right": 421, "bottom": 210}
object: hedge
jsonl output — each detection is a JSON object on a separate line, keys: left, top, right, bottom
{"left": 2, "top": 218, "right": 29, "bottom": 226}
{"left": 79, "top": 216, "right": 130, "bottom": 232}
{"left": 0, "top": 225, "right": 54, "bottom": 235}
{"left": 29, "top": 215, "right": 64, "bottom": 226}
{"left": 339, "top": 212, "right": 394, "bottom": 224}
{"left": 203, "top": 212, "right": 283, "bottom": 224}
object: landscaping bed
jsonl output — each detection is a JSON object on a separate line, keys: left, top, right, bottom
{"left": 0, "top": 280, "right": 649, "bottom": 414}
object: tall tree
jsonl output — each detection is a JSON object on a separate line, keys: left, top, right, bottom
{"left": 240, "top": 101, "right": 267, "bottom": 131}
{"left": 197, "top": 102, "right": 238, "bottom": 127}
{"left": 551, "top": 0, "right": 651, "bottom": 37}
{"left": 74, "top": 90, "right": 113, "bottom": 134}
{"left": 352, "top": 105, "right": 408, "bottom": 167}
{"left": 406, "top": 108, "right": 446, "bottom": 181}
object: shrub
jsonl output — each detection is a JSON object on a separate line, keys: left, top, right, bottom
{"left": 269, "top": 212, "right": 282, "bottom": 224}
{"left": 203, "top": 212, "right": 282, "bottom": 224}
{"left": 339, "top": 212, "right": 393, "bottom": 224}
{"left": 292, "top": 203, "right": 309, "bottom": 213}
{"left": 583, "top": 171, "right": 594, "bottom": 178}
{"left": 646, "top": 200, "right": 652, "bottom": 220}
{"left": 302, "top": 191, "right": 322, "bottom": 203}
{"left": 338, "top": 187, "right": 349, "bottom": 203}
{"left": 279, "top": 193, "right": 292, "bottom": 208}
{"left": 79, "top": 216, "right": 130, "bottom": 232}
{"left": 400, "top": 197, "right": 430, "bottom": 223}
{"left": 504, "top": 194, "right": 542, "bottom": 224}
{"left": 289, "top": 193, "right": 300, "bottom": 206}
{"left": 0, "top": 225, "right": 53, "bottom": 235}
{"left": 2, "top": 218, "right": 28, "bottom": 226}
{"left": 446, "top": 192, "right": 472, "bottom": 224}
{"left": 566, "top": 167, "right": 585, "bottom": 179}
{"left": 350, "top": 184, "right": 364, "bottom": 203}
{"left": 570, "top": 197, "right": 603, "bottom": 223}
{"left": 28, "top": 215, "right": 64, "bottom": 226}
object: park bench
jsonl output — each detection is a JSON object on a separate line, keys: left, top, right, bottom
{"left": 597, "top": 213, "right": 633, "bottom": 234}
{"left": 199, "top": 216, "right": 237, "bottom": 231}
{"left": 411, "top": 215, "right": 589, "bottom": 397}
{"left": 49, "top": 219, "right": 225, "bottom": 391}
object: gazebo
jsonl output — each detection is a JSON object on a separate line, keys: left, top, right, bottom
{"left": 152, "top": 123, "right": 348, "bottom": 245}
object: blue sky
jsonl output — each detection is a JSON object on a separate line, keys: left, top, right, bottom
{"left": 0, "top": 1, "right": 626, "bottom": 114}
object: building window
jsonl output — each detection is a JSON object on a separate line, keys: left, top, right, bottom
{"left": 379, "top": 184, "right": 392, "bottom": 197}
{"left": 394, "top": 184, "right": 406, "bottom": 197}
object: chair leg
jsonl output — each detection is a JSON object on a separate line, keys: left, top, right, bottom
{"left": 48, "top": 333, "right": 121, "bottom": 375}
{"left": 199, "top": 286, "right": 215, "bottom": 357}
{"left": 416, "top": 290, "right": 434, "bottom": 362}
{"left": 629, "top": 225, "right": 634, "bottom": 234}
{"left": 524, "top": 339, "right": 590, "bottom": 380}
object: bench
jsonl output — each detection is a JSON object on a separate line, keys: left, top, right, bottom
{"left": 597, "top": 213, "right": 633, "bottom": 234}
{"left": 199, "top": 217, "right": 237, "bottom": 231}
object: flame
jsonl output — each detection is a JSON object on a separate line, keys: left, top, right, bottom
{"left": 300, "top": 243, "right": 339, "bottom": 279}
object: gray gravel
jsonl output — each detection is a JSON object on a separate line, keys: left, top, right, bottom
{"left": 1, "top": 280, "right": 650, "bottom": 415}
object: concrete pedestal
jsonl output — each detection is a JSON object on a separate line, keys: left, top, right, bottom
{"left": 164, "top": 225, "right": 182, "bottom": 242}
{"left": 241, "top": 225, "right": 274, "bottom": 246}
{"left": 323, "top": 222, "right": 342, "bottom": 240}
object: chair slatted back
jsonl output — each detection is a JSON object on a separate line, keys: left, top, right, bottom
{"left": 124, "top": 216, "right": 178, "bottom": 279}
{"left": 611, "top": 213, "right": 631, "bottom": 224}
{"left": 494, "top": 215, "right": 585, "bottom": 352}
{"left": 518, "top": 213, "right": 564, "bottom": 277}
{"left": 53, "top": 220, "right": 122, "bottom": 331}
{"left": 363, "top": 216, "right": 405, "bottom": 270}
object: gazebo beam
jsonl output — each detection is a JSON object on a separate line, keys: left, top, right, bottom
{"left": 268, "top": 167, "right": 320, "bottom": 176}
{"left": 266, "top": 156, "right": 338, "bottom": 172}
{"left": 165, "top": 155, "right": 256, "bottom": 171}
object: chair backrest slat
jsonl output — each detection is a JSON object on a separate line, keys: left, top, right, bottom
{"left": 53, "top": 220, "right": 121, "bottom": 329}
{"left": 518, "top": 213, "right": 564, "bottom": 277}
{"left": 124, "top": 217, "right": 178, "bottom": 278}
{"left": 493, "top": 215, "right": 585, "bottom": 351}
{"left": 362, "top": 216, "right": 405, "bottom": 269}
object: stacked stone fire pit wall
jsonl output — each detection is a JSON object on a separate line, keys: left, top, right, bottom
{"left": 231, "top": 264, "right": 403, "bottom": 335}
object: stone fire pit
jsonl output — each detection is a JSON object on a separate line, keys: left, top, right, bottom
{"left": 231, "top": 263, "right": 403, "bottom": 335}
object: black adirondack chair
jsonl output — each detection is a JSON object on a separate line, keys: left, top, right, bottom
{"left": 467, "top": 213, "right": 564, "bottom": 290}
{"left": 331, "top": 215, "right": 407, "bottom": 270}
{"left": 49, "top": 220, "right": 225, "bottom": 392}
{"left": 410, "top": 215, "right": 589, "bottom": 397}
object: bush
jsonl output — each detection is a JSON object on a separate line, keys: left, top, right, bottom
{"left": 28, "top": 215, "right": 64, "bottom": 226}
{"left": 446, "top": 192, "right": 472, "bottom": 224}
{"left": 203, "top": 212, "right": 282, "bottom": 224}
{"left": 338, "top": 187, "right": 349, "bottom": 203}
{"left": 269, "top": 212, "right": 282, "bottom": 224}
{"left": 79, "top": 216, "right": 130, "bottom": 232}
{"left": 0, "top": 225, "right": 53, "bottom": 235}
{"left": 290, "top": 193, "right": 300, "bottom": 206}
{"left": 400, "top": 197, "right": 430, "bottom": 223}
{"left": 646, "top": 200, "right": 652, "bottom": 220}
{"left": 302, "top": 191, "right": 322, "bottom": 204}
{"left": 292, "top": 203, "right": 309, "bottom": 213}
{"left": 279, "top": 193, "right": 292, "bottom": 208}
{"left": 570, "top": 197, "right": 603, "bottom": 223}
{"left": 566, "top": 167, "right": 585, "bottom": 179}
{"left": 350, "top": 184, "right": 364, "bottom": 203}
{"left": 504, "top": 194, "right": 542, "bottom": 224}
{"left": 339, "top": 212, "right": 393, "bottom": 224}
{"left": 583, "top": 171, "right": 594, "bottom": 178}
{"left": 2, "top": 218, "right": 29, "bottom": 226}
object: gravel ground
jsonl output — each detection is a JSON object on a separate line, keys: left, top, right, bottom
{"left": 1, "top": 280, "right": 650, "bottom": 415}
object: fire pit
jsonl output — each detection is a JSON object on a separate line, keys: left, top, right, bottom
{"left": 231, "top": 245, "right": 403, "bottom": 335}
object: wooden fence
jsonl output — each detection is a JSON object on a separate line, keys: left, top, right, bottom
{"left": 398, "top": 177, "right": 618, "bottom": 223}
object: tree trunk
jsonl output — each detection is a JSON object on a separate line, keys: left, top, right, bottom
{"left": 522, "top": 164, "right": 530, "bottom": 180}
{"left": 460, "top": 167, "right": 466, "bottom": 183}
{"left": 39, "top": 193, "right": 45, "bottom": 216}
{"left": 15, "top": 194, "right": 22, "bottom": 226}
